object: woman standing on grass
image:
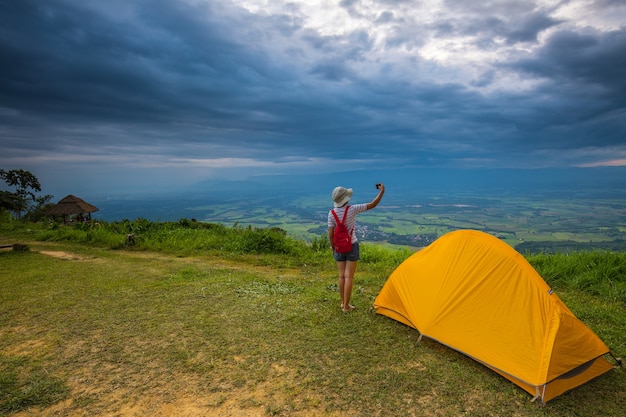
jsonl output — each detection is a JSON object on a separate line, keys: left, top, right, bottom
{"left": 328, "top": 183, "right": 385, "bottom": 312}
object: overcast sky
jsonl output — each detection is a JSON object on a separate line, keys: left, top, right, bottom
{"left": 1, "top": 0, "right": 625, "bottom": 197}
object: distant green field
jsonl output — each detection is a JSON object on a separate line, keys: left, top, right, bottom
{"left": 184, "top": 191, "right": 626, "bottom": 253}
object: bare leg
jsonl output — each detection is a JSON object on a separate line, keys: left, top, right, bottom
{"left": 337, "top": 261, "right": 347, "bottom": 309}
{"left": 341, "top": 261, "right": 358, "bottom": 312}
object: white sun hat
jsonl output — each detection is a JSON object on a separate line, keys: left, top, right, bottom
{"left": 332, "top": 186, "right": 353, "bottom": 208}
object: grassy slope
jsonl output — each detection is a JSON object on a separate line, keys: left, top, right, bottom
{"left": 1, "top": 229, "right": 625, "bottom": 416}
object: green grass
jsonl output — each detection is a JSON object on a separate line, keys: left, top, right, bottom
{"left": 528, "top": 251, "right": 626, "bottom": 305}
{"left": 1, "top": 219, "right": 625, "bottom": 416}
{"left": 0, "top": 355, "right": 69, "bottom": 413}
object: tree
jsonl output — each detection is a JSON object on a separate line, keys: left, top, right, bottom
{"left": 0, "top": 190, "right": 25, "bottom": 213}
{"left": 0, "top": 169, "right": 52, "bottom": 219}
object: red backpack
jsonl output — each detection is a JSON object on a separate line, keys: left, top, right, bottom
{"left": 331, "top": 206, "right": 353, "bottom": 253}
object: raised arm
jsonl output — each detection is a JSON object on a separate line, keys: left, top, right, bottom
{"left": 366, "top": 183, "right": 385, "bottom": 210}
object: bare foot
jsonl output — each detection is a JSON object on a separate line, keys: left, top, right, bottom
{"left": 342, "top": 304, "right": 355, "bottom": 313}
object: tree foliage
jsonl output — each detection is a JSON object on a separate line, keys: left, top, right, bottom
{"left": 0, "top": 169, "right": 52, "bottom": 219}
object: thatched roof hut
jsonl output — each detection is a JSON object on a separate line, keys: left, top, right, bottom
{"left": 46, "top": 194, "right": 99, "bottom": 223}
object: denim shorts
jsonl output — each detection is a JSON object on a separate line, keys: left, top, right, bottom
{"left": 333, "top": 241, "right": 360, "bottom": 262}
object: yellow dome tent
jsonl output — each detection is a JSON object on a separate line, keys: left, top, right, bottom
{"left": 373, "top": 230, "right": 620, "bottom": 404}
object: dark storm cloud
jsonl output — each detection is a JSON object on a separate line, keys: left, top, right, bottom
{"left": 514, "top": 28, "right": 626, "bottom": 98}
{"left": 0, "top": 1, "right": 290, "bottom": 139}
{"left": 0, "top": 0, "right": 625, "bottom": 195}
{"left": 503, "top": 27, "right": 626, "bottom": 148}
{"left": 0, "top": 0, "right": 393, "bottom": 163}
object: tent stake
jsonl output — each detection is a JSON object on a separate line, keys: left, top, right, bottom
{"left": 609, "top": 351, "right": 623, "bottom": 367}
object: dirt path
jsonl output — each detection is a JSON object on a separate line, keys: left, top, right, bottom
{"left": 38, "top": 250, "right": 91, "bottom": 261}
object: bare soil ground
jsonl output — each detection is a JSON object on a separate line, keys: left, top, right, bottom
{"left": 38, "top": 250, "right": 90, "bottom": 261}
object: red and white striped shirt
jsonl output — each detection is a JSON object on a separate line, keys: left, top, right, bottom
{"left": 328, "top": 204, "right": 368, "bottom": 244}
